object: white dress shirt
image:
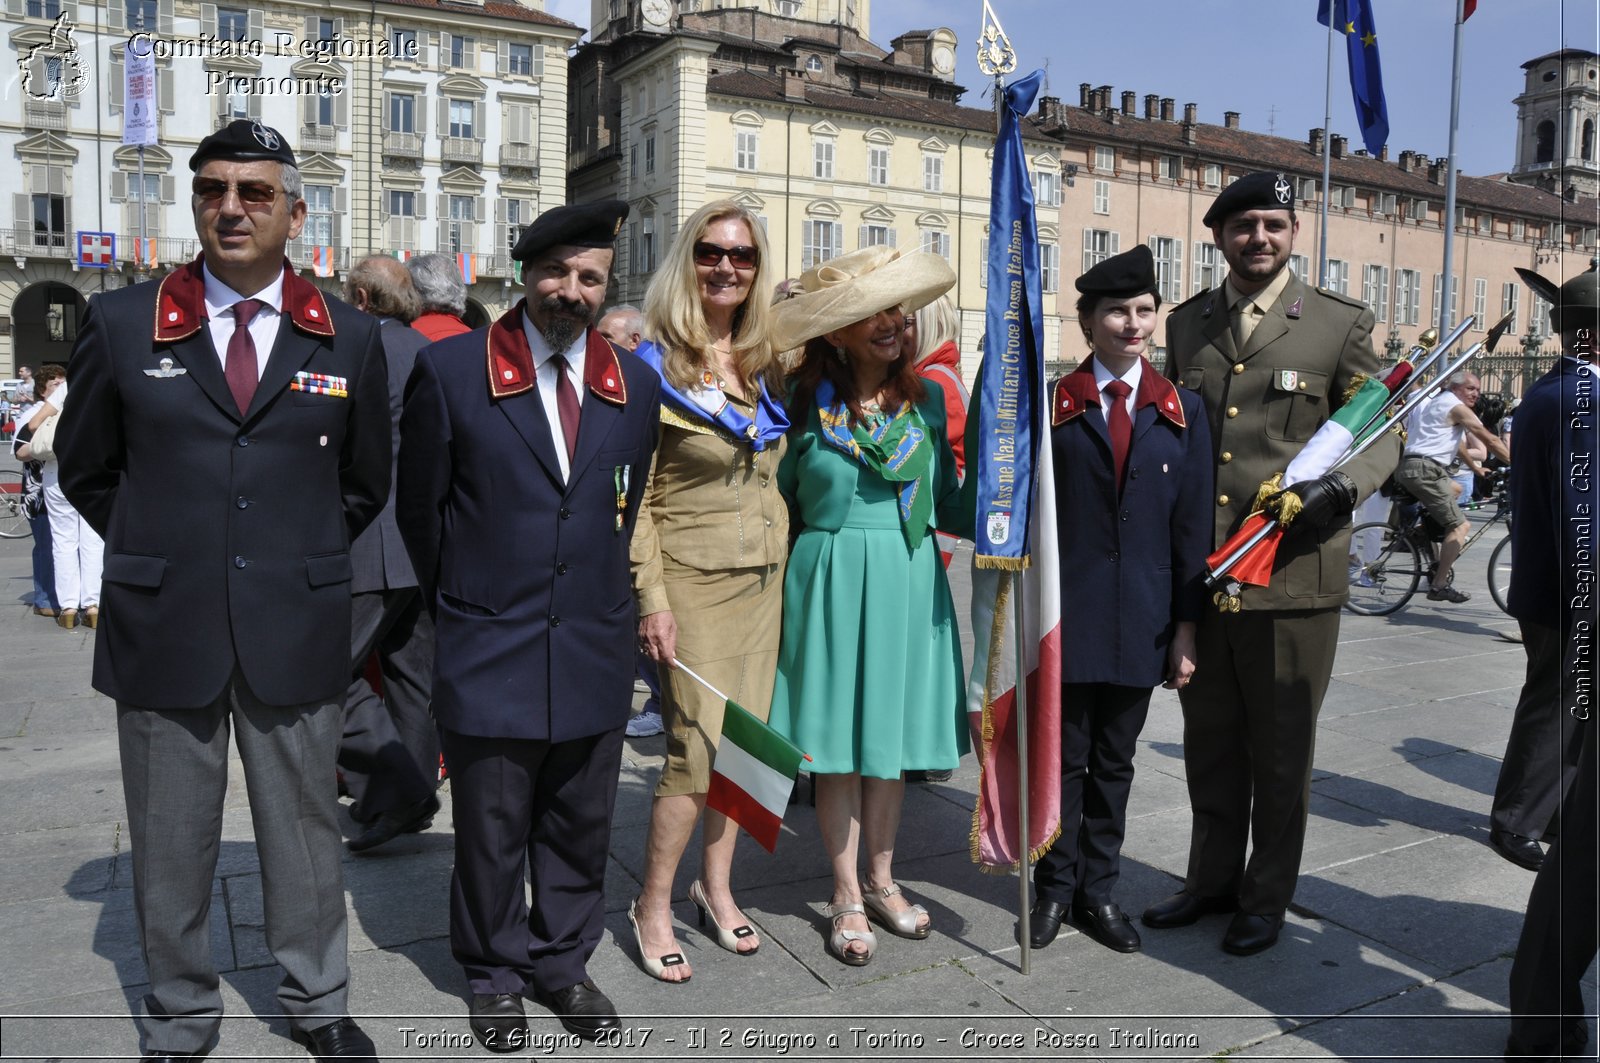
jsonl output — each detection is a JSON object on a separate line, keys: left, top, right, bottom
{"left": 1090, "top": 354, "right": 1141, "bottom": 429}
{"left": 521, "top": 312, "right": 587, "bottom": 482}
{"left": 202, "top": 264, "right": 284, "bottom": 381}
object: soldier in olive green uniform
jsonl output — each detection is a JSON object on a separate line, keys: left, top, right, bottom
{"left": 1145, "top": 172, "right": 1403, "bottom": 956}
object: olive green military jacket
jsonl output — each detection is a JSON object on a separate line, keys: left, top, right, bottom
{"left": 1164, "top": 273, "right": 1403, "bottom": 611}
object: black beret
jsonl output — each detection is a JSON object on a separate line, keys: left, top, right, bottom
{"left": 1202, "top": 170, "right": 1296, "bottom": 227}
{"left": 511, "top": 200, "right": 630, "bottom": 264}
{"left": 190, "top": 119, "right": 297, "bottom": 172}
{"left": 1075, "top": 244, "right": 1157, "bottom": 299}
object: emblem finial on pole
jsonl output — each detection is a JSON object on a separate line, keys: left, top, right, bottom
{"left": 976, "top": 0, "right": 1017, "bottom": 78}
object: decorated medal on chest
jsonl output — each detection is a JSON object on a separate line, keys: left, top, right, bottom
{"left": 686, "top": 370, "right": 730, "bottom": 418}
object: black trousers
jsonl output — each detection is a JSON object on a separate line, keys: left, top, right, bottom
{"left": 1508, "top": 714, "right": 1598, "bottom": 1051}
{"left": 441, "top": 725, "right": 625, "bottom": 997}
{"left": 1033, "top": 682, "right": 1153, "bottom": 907}
{"left": 337, "top": 588, "right": 438, "bottom": 822}
{"left": 1492, "top": 620, "right": 1585, "bottom": 840}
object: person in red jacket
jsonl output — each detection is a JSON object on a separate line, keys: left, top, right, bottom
{"left": 907, "top": 293, "right": 968, "bottom": 479}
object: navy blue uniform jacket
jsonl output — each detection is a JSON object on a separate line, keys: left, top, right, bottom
{"left": 1508, "top": 355, "right": 1588, "bottom": 629}
{"left": 56, "top": 259, "right": 391, "bottom": 709}
{"left": 1050, "top": 357, "right": 1213, "bottom": 688}
{"left": 396, "top": 303, "right": 660, "bottom": 743}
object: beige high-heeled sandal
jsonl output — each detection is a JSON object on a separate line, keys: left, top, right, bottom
{"left": 862, "top": 883, "right": 930, "bottom": 939}
{"left": 627, "top": 900, "right": 691, "bottom": 983}
{"left": 822, "top": 902, "right": 876, "bottom": 966}
{"left": 689, "top": 879, "right": 759, "bottom": 955}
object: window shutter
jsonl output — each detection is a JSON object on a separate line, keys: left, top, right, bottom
{"left": 111, "top": 171, "right": 126, "bottom": 201}
{"left": 109, "top": 0, "right": 124, "bottom": 32}
{"left": 48, "top": 168, "right": 66, "bottom": 196}
{"left": 62, "top": 198, "right": 72, "bottom": 239}
{"left": 248, "top": 10, "right": 261, "bottom": 37}
{"left": 304, "top": 15, "right": 316, "bottom": 38}
{"left": 109, "top": 55, "right": 124, "bottom": 110}
{"left": 156, "top": 0, "right": 172, "bottom": 33}
{"left": 498, "top": 40, "right": 509, "bottom": 75}
{"left": 438, "top": 97, "right": 448, "bottom": 135}
{"left": 160, "top": 175, "right": 174, "bottom": 201}
{"left": 13, "top": 194, "right": 28, "bottom": 231}
{"left": 475, "top": 197, "right": 485, "bottom": 224}
{"left": 533, "top": 44, "right": 545, "bottom": 77}
{"left": 302, "top": 93, "right": 316, "bottom": 126}
{"left": 437, "top": 217, "right": 449, "bottom": 251}
{"left": 1111, "top": 232, "right": 1120, "bottom": 253}
{"left": 336, "top": 89, "right": 349, "bottom": 128}
{"left": 334, "top": 187, "right": 348, "bottom": 212}
{"left": 382, "top": 91, "right": 392, "bottom": 130}
{"left": 248, "top": 94, "right": 261, "bottom": 119}
{"left": 5, "top": 0, "right": 23, "bottom": 17}
{"left": 857, "top": 224, "right": 868, "bottom": 248}
{"left": 200, "top": 3, "right": 216, "bottom": 36}
{"left": 414, "top": 192, "right": 426, "bottom": 220}
{"left": 474, "top": 101, "right": 484, "bottom": 138}
{"left": 887, "top": 228, "right": 897, "bottom": 248}
{"left": 801, "top": 225, "right": 813, "bottom": 271}
{"left": 416, "top": 95, "right": 428, "bottom": 135}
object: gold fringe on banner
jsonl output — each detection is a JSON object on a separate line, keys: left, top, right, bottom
{"left": 973, "top": 555, "right": 1031, "bottom": 571}
{"left": 1251, "top": 473, "right": 1283, "bottom": 515}
{"left": 1340, "top": 371, "right": 1372, "bottom": 407}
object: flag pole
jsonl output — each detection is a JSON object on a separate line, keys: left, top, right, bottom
{"left": 1319, "top": 7, "right": 1337, "bottom": 287}
{"left": 1438, "top": 0, "right": 1466, "bottom": 332}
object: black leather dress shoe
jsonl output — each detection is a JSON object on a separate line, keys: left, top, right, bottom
{"left": 1141, "top": 890, "right": 1238, "bottom": 929}
{"left": 1026, "top": 900, "right": 1068, "bottom": 948}
{"left": 1489, "top": 829, "right": 1545, "bottom": 871}
{"left": 347, "top": 794, "right": 440, "bottom": 853}
{"left": 292, "top": 1017, "right": 376, "bottom": 1059}
{"left": 530, "top": 979, "right": 621, "bottom": 1042}
{"left": 1221, "top": 911, "right": 1285, "bottom": 956}
{"left": 1071, "top": 902, "right": 1141, "bottom": 953}
{"left": 470, "top": 993, "right": 528, "bottom": 1054}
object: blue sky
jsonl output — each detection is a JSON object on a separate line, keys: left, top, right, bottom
{"left": 549, "top": 0, "right": 1600, "bottom": 179}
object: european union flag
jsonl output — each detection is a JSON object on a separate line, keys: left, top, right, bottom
{"left": 1317, "top": 0, "right": 1390, "bottom": 156}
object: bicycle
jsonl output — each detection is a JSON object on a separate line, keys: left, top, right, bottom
{"left": 0, "top": 468, "right": 31, "bottom": 539}
{"left": 1345, "top": 475, "right": 1511, "bottom": 617}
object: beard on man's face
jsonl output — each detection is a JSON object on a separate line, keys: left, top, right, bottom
{"left": 535, "top": 294, "right": 595, "bottom": 352}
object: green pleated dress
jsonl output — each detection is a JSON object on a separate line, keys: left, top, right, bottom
{"left": 767, "top": 384, "right": 969, "bottom": 779}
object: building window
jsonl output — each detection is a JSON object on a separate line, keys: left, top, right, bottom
{"left": 1203, "top": 163, "right": 1222, "bottom": 189}
{"left": 1158, "top": 155, "right": 1181, "bottom": 182}
{"left": 1535, "top": 120, "right": 1555, "bottom": 164}
{"left": 443, "top": 195, "right": 474, "bottom": 254}
{"left": 776, "top": 0, "right": 801, "bottom": 14}
{"left": 1148, "top": 237, "right": 1182, "bottom": 302}
{"left": 735, "top": 130, "right": 758, "bottom": 171}
{"left": 806, "top": 54, "right": 823, "bottom": 73}
{"left": 448, "top": 34, "right": 473, "bottom": 69}
{"left": 1326, "top": 259, "right": 1349, "bottom": 295}
{"left": 125, "top": 0, "right": 157, "bottom": 30}
{"left": 1082, "top": 228, "right": 1118, "bottom": 272}
{"left": 26, "top": 0, "right": 61, "bottom": 17}
{"left": 1296, "top": 177, "right": 1317, "bottom": 202}
{"left": 1362, "top": 265, "right": 1389, "bottom": 323}
{"left": 861, "top": 224, "right": 893, "bottom": 248}
{"left": 1288, "top": 254, "right": 1309, "bottom": 282}
{"left": 644, "top": 132, "right": 656, "bottom": 175}
{"left": 296, "top": 184, "right": 332, "bottom": 246}
{"left": 506, "top": 43, "right": 534, "bottom": 76}
{"left": 868, "top": 146, "right": 889, "bottom": 186}
{"left": 1194, "top": 243, "right": 1226, "bottom": 291}
{"left": 388, "top": 94, "right": 415, "bottom": 133}
{"left": 315, "top": 88, "right": 334, "bottom": 127}
{"left": 1396, "top": 269, "right": 1422, "bottom": 325}
{"left": 923, "top": 154, "right": 943, "bottom": 192}
{"left": 1409, "top": 198, "right": 1429, "bottom": 222}
{"left": 813, "top": 138, "right": 835, "bottom": 180}
{"left": 801, "top": 219, "right": 842, "bottom": 270}
{"left": 1092, "top": 179, "right": 1110, "bottom": 215}
{"left": 634, "top": 215, "right": 657, "bottom": 273}
{"left": 1473, "top": 277, "right": 1488, "bottom": 324}
{"left": 386, "top": 190, "right": 416, "bottom": 216}
{"left": 922, "top": 229, "right": 950, "bottom": 261}
{"left": 1477, "top": 213, "right": 1492, "bottom": 235}
{"left": 1531, "top": 295, "right": 1551, "bottom": 339}
{"left": 1035, "top": 170, "right": 1061, "bottom": 207}
{"left": 1094, "top": 145, "right": 1114, "bottom": 172}
{"left": 392, "top": 27, "right": 417, "bottom": 57}
{"left": 217, "top": 7, "right": 248, "bottom": 39}
{"left": 505, "top": 199, "right": 528, "bottom": 253}
{"left": 31, "top": 193, "right": 66, "bottom": 247}
{"left": 1501, "top": 281, "right": 1520, "bottom": 333}
{"left": 448, "top": 100, "right": 474, "bottom": 139}
{"left": 1040, "top": 243, "right": 1059, "bottom": 293}
{"left": 1432, "top": 273, "right": 1460, "bottom": 328}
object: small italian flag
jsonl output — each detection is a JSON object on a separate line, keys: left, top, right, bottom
{"left": 676, "top": 660, "right": 808, "bottom": 853}
{"left": 1283, "top": 373, "right": 1393, "bottom": 484}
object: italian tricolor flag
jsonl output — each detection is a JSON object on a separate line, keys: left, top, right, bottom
{"left": 707, "top": 700, "right": 807, "bottom": 853}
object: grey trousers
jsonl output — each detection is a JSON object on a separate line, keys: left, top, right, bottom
{"left": 118, "top": 675, "right": 348, "bottom": 1055}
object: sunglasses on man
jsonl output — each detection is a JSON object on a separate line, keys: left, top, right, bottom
{"left": 193, "top": 179, "right": 281, "bottom": 208}
{"left": 693, "top": 241, "right": 758, "bottom": 270}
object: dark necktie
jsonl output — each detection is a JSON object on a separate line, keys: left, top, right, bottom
{"left": 224, "top": 298, "right": 263, "bottom": 415}
{"left": 552, "top": 353, "right": 580, "bottom": 462}
{"left": 1105, "top": 379, "right": 1133, "bottom": 492}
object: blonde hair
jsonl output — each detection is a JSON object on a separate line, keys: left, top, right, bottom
{"left": 913, "top": 292, "right": 960, "bottom": 364}
{"left": 643, "top": 200, "right": 778, "bottom": 392}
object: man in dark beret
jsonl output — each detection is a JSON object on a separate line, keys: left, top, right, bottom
{"left": 55, "top": 119, "right": 389, "bottom": 1058}
{"left": 397, "top": 199, "right": 658, "bottom": 1050}
{"left": 1145, "top": 171, "right": 1401, "bottom": 955}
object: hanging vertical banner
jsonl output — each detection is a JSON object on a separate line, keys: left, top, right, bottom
{"left": 122, "top": 40, "right": 158, "bottom": 147}
{"left": 457, "top": 252, "right": 477, "bottom": 285}
{"left": 311, "top": 246, "right": 334, "bottom": 278}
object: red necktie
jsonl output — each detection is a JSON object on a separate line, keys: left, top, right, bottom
{"left": 552, "top": 354, "right": 580, "bottom": 461}
{"left": 224, "top": 298, "right": 263, "bottom": 415}
{"left": 1105, "top": 379, "right": 1133, "bottom": 492}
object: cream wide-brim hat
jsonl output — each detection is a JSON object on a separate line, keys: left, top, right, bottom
{"left": 770, "top": 246, "right": 957, "bottom": 353}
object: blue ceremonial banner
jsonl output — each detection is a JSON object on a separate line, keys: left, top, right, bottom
{"left": 972, "top": 68, "right": 1047, "bottom": 571}
{"left": 1317, "top": 0, "right": 1390, "bottom": 156}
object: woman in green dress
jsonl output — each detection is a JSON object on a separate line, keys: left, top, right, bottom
{"left": 767, "top": 247, "right": 967, "bottom": 967}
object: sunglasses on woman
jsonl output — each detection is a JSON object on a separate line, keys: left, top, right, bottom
{"left": 693, "top": 241, "right": 759, "bottom": 270}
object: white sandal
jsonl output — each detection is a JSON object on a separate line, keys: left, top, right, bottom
{"left": 822, "top": 902, "right": 877, "bottom": 966}
{"left": 863, "top": 883, "right": 931, "bottom": 939}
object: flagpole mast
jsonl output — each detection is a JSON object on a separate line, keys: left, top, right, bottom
{"left": 1438, "top": 0, "right": 1466, "bottom": 333}
{"left": 1319, "top": 9, "right": 1337, "bottom": 287}
{"left": 977, "top": 0, "right": 1031, "bottom": 976}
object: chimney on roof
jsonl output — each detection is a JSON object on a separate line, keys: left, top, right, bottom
{"left": 1309, "top": 127, "right": 1325, "bottom": 154}
{"left": 1121, "top": 91, "right": 1135, "bottom": 115}
{"left": 1567, "top": 184, "right": 1580, "bottom": 202}
{"left": 1096, "top": 84, "right": 1113, "bottom": 112}
{"left": 1428, "top": 157, "right": 1446, "bottom": 184}
{"left": 1397, "top": 149, "right": 1414, "bottom": 172}
{"left": 1160, "top": 97, "right": 1174, "bottom": 122}
{"left": 1331, "top": 134, "right": 1346, "bottom": 159}
{"left": 782, "top": 66, "right": 806, "bottom": 102}
{"left": 1079, "top": 82, "right": 1092, "bottom": 108}
{"left": 1145, "top": 93, "right": 1160, "bottom": 119}
{"left": 1183, "top": 102, "right": 1197, "bottom": 124}
{"left": 1037, "top": 95, "right": 1063, "bottom": 128}
{"left": 1379, "top": 145, "right": 1388, "bottom": 162}
{"left": 1224, "top": 110, "right": 1240, "bottom": 129}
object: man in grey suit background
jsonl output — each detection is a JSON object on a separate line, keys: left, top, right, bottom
{"left": 338, "top": 256, "right": 442, "bottom": 853}
{"left": 56, "top": 121, "right": 389, "bottom": 1060}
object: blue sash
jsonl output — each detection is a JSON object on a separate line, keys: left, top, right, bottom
{"left": 636, "top": 340, "right": 788, "bottom": 451}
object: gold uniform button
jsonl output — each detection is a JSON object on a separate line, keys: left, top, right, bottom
{"left": 1220, "top": 451, "right": 1232, "bottom": 463}
{"left": 1298, "top": 381, "right": 1308, "bottom": 391}
{"left": 1218, "top": 494, "right": 1230, "bottom": 506}
{"left": 1232, "top": 364, "right": 1245, "bottom": 375}
{"left": 1226, "top": 406, "right": 1239, "bottom": 418}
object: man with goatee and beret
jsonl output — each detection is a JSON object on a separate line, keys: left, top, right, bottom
{"left": 396, "top": 200, "right": 659, "bottom": 1050}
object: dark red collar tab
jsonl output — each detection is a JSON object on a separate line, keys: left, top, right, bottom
{"left": 584, "top": 330, "right": 627, "bottom": 407}
{"left": 487, "top": 300, "right": 536, "bottom": 399}
{"left": 153, "top": 258, "right": 333, "bottom": 342}
{"left": 1052, "top": 356, "right": 1186, "bottom": 428}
